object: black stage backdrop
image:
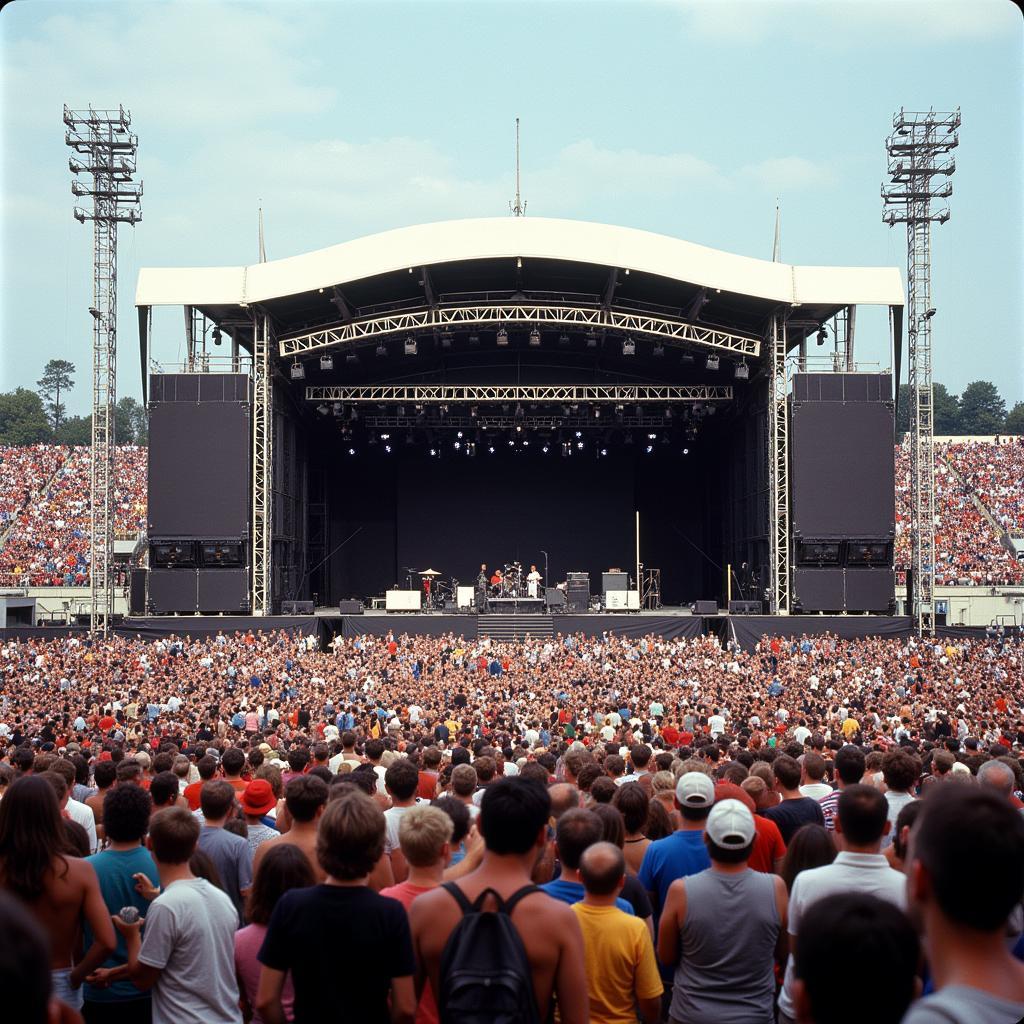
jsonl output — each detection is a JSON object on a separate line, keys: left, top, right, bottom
{"left": 325, "top": 447, "right": 718, "bottom": 606}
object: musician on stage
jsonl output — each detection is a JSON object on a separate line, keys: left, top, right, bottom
{"left": 476, "top": 564, "right": 488, "bottom": 611}
{"left": 527, "top": 564, "right": 542, "bottom": 599}
{"left": 490, "top": 567, "right": 504, "bottom": 592}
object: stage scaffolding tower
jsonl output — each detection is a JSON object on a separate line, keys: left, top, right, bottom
{"left": 64, "top": 105, "right": 142, "bottom": 635}
{"left": 882, "top": 108, "right": 959, "bottom": 635}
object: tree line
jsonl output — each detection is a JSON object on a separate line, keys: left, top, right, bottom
{"left": 896, "top": 380, "right": 1023, "bottom": 437}
{"left": 0, "top": 360, "right": 148, "bottom": 446}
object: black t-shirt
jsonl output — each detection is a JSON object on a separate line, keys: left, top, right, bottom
{"left": 259, "top": 885, "right": 414, "bottom": 1023}
{"left": 621, "top": 873, "right": 653, "bottom": 920}
{"left": 762, "top": 797, "right": 825, "bottom": 844}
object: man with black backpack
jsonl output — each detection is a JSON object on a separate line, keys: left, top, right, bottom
{"left": 410, "top": 776, "right": 588, "bottom": 1024}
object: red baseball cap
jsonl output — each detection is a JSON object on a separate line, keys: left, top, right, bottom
{"left": 240, "top": 779, "right": 277, "bottom": 816}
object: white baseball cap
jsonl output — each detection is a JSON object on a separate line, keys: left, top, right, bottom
{"left": 706, "top": 798, "right": 756, "bottom": 849}
{"left": 675, "top": 771, "right": 715, "bottom": 808}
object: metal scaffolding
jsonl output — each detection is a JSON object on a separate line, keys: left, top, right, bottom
{"left": 767, "top": 313, "right": 790, "bottom": 613}
{"left": 280, "top": 304, "right": 761, "bottom": 360}
{"left": 304, "top": 384, "right": 734, "bottom": 404}
{"left": 883, "top": 108, "right": 960, "bottom": 635}
{"left": 64, "top": 105, "right": 142, "bottom": 635}
{"left": 252, "top": 313, "right": 274, "bottom": 616}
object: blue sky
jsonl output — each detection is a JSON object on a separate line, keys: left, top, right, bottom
{"left": 1, "top": 0, "right": 1021, "bottom": 413}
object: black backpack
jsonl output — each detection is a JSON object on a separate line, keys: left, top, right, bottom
{"left": 437, "top": 882, "right": 542, "bottom": 1024}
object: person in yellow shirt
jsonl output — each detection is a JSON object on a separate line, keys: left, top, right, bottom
{"left": 571, "top": 841, "right": 662, "bottom": 1024}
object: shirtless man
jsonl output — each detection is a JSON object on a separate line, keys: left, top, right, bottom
{"left": 252, "top": 774, "right": 328, "bottom": 881}
{"left": 85, "top": 760, "right": 116, "bottom": 845}
{"left": 0, "top": 775, "right": 115, "bottom": 1012}
{"left": 410, "top": 776, "right": 588, "bottom": 1024}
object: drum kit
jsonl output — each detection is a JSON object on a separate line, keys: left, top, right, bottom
{"left": 418, "top": 568, "right": 458, "bottom": 609}
{"left": 490, "top": 561, "right": 529, "bottom": 597}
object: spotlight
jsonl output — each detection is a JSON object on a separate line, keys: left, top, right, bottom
{"left": 212, "top": 327, "right": 222, "bottom": 346}
{"left": 682, "top": 351, "right": 695, "bottom": 364}
{"left": 347, "top": 447, "right": 356, "bottom": 456}
{"left": 508, "top": 439, "right": 515, "bottom": 447}
{"left": 664, "top": 408, "right": 673, "bottom": 422}
{"left": 496, "top": 328, "right": 509, "bottom": 346}
{"left": 599, "top": 448, "right": 608, "bottom": 457}
{"left": 316, "top": 403, "right": 329, "bottom": 415}
{"left": 488, "top": 445, "right": 495, "bottom": 454}
{"left": 470, "top": 405, "right": 479, "bottom": 418}
{"left": 375, "top": 343, "right": 388, "bottom": 358}
{"left": 380, "top": 433, "right": 390, "bottom": 440}
{"left": 816, "top": 328, "right": 827, "bottom": 346}
{"left": 290, "top": 361, "right": 305, "bottom": 381}
{"left": 622, "top": 337, "right": 636, "bottom": 356}
{"left": 467, "top": 442, "right": 477, "bottom": 457}
{"left": 593, "top": 406, "right": 601, "bottom": 420}
{"left": 645, "top": 445, "right": 654, "bottom": 454}
{"left": 542, "top": 444, "right": 550, "bottom": 453}
{"left": 585, "top": 333, "right": 598, "bottom": 348}
{"left": 562, "top": 442, "right": 571, "bottom": 457}
{"left": 332, "top": 403, "right": 343, "bottom": 416}
{"left": 529, "top": 328, "right": 541, "bottom": 347}
{"left": 576, "top": 441, "right": 584, "bottom": 450}
{"left": 706, "top": 354, "right": 720, "bottom": 371}
{"left": 522, "top": 439, "right": 530, "bottom": 446}
{"left": 652, "top": 342, "right": 665, "bottom": 357}
{"left": 683, "top": 447, "right": 690, "bottom": 455}
{"left": 575, "top": 431, "right": 582, "bottom": 438}
{"left": 648, "top": 433, "right": 657, "bottom": 440}
{"left": 320, "top": 354, "right": 334, "bottom": 371}
{"left": 454, "top": 441, "right": 461, "bottom": 450}
{"left": 456, "top": 430, "right": 463, "bottom": 438}
{"left": 924, "top": 307, "right": 936, "bottom": 319}
{"left": 735, "top": 360, "right": 749, "bottom": 380}
{"left": 404, "top": 335, "right": 418, "bottom": 356}
{"left": 384, "top": 444, "right": 392, "bottom": 453}
{"left": 345, "top": 352, "right": 359, "bottom": 365}
{"left": 468, "top": 333, "right": 480, "bottom": 346}
{"left": 515, "top": 424, "right": 522, "bottom": 433}
{"left": 429, "top": 448, "right": 437, "bottom": 457}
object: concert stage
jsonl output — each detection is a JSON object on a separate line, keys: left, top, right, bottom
{"left": 135, "top": 217, "right": 904, "bottom": 620}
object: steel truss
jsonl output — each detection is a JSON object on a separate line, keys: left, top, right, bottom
{"left": 252, "top": 313, "right": 274, "bottom": 616}
{"left": 768, "top": 313, "right": 790, "bottom": 613}
{"left": 356, "top": 416, "right": 698, "bottom": 430}
{"left": 305, "top": 385, "right": 733, "bottom": 404}
{"left": 883, "top": 108, "right": 959, "bottom": 635}
{"left": 64, "top": 105, "right": 142, "bottom": 635}
{"left": 280, "top": 305, "right": 761, "bottom": 360}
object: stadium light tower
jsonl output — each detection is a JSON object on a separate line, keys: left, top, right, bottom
{"left": 64, "top": 105, "right": 143, "bottom": 636}
{"left": 882, "top": 107, "right": 959, "bottom": 637}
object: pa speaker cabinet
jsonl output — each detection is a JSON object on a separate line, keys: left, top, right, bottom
{"left": 728, "top": 600, "right": 762, "bottom": 615}
{"left": 337, "top": 600, "right": 363, "bottom": 614}
{"left": 845, "top": 569, "right": 895, "bottom": 613}
{"left": 545, "top": 587, "right": 566, "bottom": 609}
{"left": 129, "top": 569, "right": 148, "bottom": 615}
{"left": 692, "top": 599, "right": 718, "bottom": 615}
{"left": 198, "top": 569, "right": 249, "bottom": 613}
{"left": 149, "top": 569, "right": 198, "bottom": 614}
{"left": 793, "top": 567, "right": 845, "bottom": 613}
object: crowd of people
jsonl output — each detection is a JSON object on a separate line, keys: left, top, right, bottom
{"left": 0, "top": 626, "right": 1022, "bottom": 1023}
{"left": 894, "top": 438, "right": 1024, "bottom": 587}
{"left": 0, "top": 445, "right": 147, "bottom": 587}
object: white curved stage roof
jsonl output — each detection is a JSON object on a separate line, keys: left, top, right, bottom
{"left": 135, "top": 217, "right": 904, "bottom": 310}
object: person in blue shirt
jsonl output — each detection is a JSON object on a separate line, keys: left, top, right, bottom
{"left": 83, "top": 782, "right": 160, "bottom": 1022}
{"left": 541, "top": 808, "right": 634, "bottom": 915}
{"left": 638, "top": 772, "right": 714, "bottom": 926}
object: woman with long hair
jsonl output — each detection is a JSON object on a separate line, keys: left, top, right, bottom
{"left": 779, "top": 824, "right": 837, "bottom": 894}
{"left": 0, "top": 775, "right": 115, "bottom": 1013}
{"left": 235, "top": 842, "right": 316, "bottom": 1023}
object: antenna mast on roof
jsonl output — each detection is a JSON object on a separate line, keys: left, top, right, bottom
{"left": 258, "top": 201, "right": 267, "bottom": 263}
{"left": 772, "top": 198, "right": 781, "bottom": 262}
{"left": 509, "top": 117, "right": 526, "bottom": 216}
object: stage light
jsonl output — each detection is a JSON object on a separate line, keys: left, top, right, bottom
{"left": 682, "top": 351, "right": 695, "bottom": 364}
{"left": 380, "top": 433, "right": 390, "bottom": 440}
{"left": 529, "top": 328, "right": 541, "bottom": 347}
{"left": 454, "top": 441, "right": 461, "bottom": 450}
{"left": 683, "top": 447, "right": 690, "bottom": 455}
{"left": 404, "top": 335, "right": 418, "bottom": 356}
{"left": 456, "top": 430, "right": 463, "bottom": 438}
{"left": 664, "top": 408, "right": 672, "bottom": 422}
{"left": 558, "top": 333, "right": 570, "bottom": 346}
{"left": 576, "top": 441, "right": 584, "bottom": 450}
{"left": 429, "top": 448, "right": 437, "bottom": 457}
{"left": 924, "top": 307, "right": 936, "bottom": 318}
{"left": 332, "top": 403, "right": 343, "bottom": 416}
{"left": 397, "top": 405, "right": 406, "bottom": 416}
{"left": 706, "top": 354, "right": 719, "bottom": 371}
{"left": 212, "top": 327, "right": 222, "bottom": 346}
{"left": 515, "top": 403, "right": 524, "bottom": 420}
{"left": 467, "top": 442, "right": 476, "bottom": 457}
{"left": 735, "top": 360, "right": 749, "bottom": 380}
{"left": 652, "top": 342, "right": 665, "bottom": 357}
{"left": 600, "top": 448, "right": 608, "bottom": 457}
{"left": 375, "top": 343, "right": 388, "bottom": 358}
{"left": 816, "top": 328, "right": 827, "bottom": 346}
{"left": 562, "top": 442, "right": 571, "bottom": 457}
{"left": 622, "top": 337, "right": 636, "bottom": 356}
{"left": 320, "top": 354, "right": 334, "bottom": 371}
{"left": 593, "top": 406, "right": 601, "bottom": 420}
{"left": 496, "top": 328, "right": 509, "bottom": 346}
{"left": 468, "top": 333, "right": 480, "bottom": 346}
{"left": 542, "top": 444, "right": 549, "bottom": 453}
{"left": 470, "top": 405, "right": 478, "bottom": 418}
{"left": 290, "top": 361, "right": 305, "bottom": 381}
{"left": 523, "top": 439, "right": 530, "bottom": 446}
{"left": 585, "top": 333, "right": 598, "bottom": 348}
{"left": 645, "top": 445, "right": 654, "bottom": 454}
{"left": 575, "top": 431, "right": 582, "bottom": 438}
{"left": 440, "top": 331, "right": 454, "bottom": 349}
{"left": 345, "top": 352, "right": 359, "bottom": 365}
{"left": 384, "top": 444, "right": 392, "bottom": 453}
{"left": 316, "top": 403, "right": 329, "bottom": 415}
{"left": 562, "top": 404, "right": 571, "bottom": 417}
{"left": 648, "top": 433, "right": 657, "bottom": 440}
{"left": 488, "top": 445, "right": 495, "bottom": 454}
{"left": 508, "top": 438, "right": 515, "bottom": 447}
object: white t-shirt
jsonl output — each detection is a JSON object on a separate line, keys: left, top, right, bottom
{"left": 383, "top": 802, "right": 419, "bottom": 855}
{"left": 66, "top": 798, "right": 98, "bottom": 854}
{"left": 708, "top": 714, "right": 726, "bottom": 737}
{"left": 778, "top": 853, "right": 906, "bottom": 1019}
{"left": 138, "top": 878, "right": 242, "bottom": 1024}
{"left": 799, "top": 783, "right": 833, "bottom": 801}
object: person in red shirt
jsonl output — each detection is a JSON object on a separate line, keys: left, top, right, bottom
{"left": 417, "top": 747, "right": 442, "bottom": 800}
{"left": 662, "top": 723, "right": 680, "bottom": 747}
{"left": 715, "top": 782, "right": 786, "bottom": 874}
{"left": 183, "top": 754, "right": 218, "bottom": 810}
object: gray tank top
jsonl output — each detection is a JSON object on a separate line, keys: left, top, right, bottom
{"left": 669, "top": 867, "right": 780, "bottom": 1024}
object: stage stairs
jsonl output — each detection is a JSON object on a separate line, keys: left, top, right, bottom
{"left": 478, "top": 614, "right": 554, "bottom": 642}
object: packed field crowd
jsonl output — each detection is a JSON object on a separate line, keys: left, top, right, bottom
{"left": 0, "top": 627, "right": 1022, "bottom": 1024}
{"left": 894, "top": 437, "right": 1023, "bottom": 586}
{"left": 0, "top": 445, "right": 147, "bottom": 586}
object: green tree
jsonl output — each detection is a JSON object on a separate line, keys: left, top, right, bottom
{"left": 896, "top": 382, "right": 960, "bottom": 437}
{"left": 958, "top": 380, "right": 1006, "bottom": 436}
{"left": 56, "top": 414, "right": 91, "bottom": 446}
{"left": 1004, "top": 401, "right": 1024, "bottom": 436}
{"left": 36, "top": 359, "right": 76, "bottom": 432}
{"left": 0, "top": 388, "right": 52, "bottom": 444}
{"left": 115, "top": 396, "right": 148, "bottom": 445}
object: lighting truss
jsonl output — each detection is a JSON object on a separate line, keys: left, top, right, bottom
{"left": 883, "top": 107, "right": 960, "bottom": 636}
{"left": 305, "top": 385, "right": 733, "bottom": 404}
{"left": 280, "top": 305, "right": 761, "bottom": 359}
{"left": 64, "top": 104, "right": 142, "bottom": 636}
{"left": 251, "top": 313, "right": 274, "bottom": 616}
{"left": 360, "top": 416, "right": 694, "bottom": 430}
{"left": 767, "top": 314, "right": 789, "bottom": 614}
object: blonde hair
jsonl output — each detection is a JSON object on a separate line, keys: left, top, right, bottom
{"left": 398, "top": 804, "right": 454, "bottom": 868}
{"left": 651, "top": 770, "right": 676, "bottom": 794}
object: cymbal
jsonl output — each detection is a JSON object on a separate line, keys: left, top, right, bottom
{"left": 418, "top": 568, "right": 442, "bottom": 576}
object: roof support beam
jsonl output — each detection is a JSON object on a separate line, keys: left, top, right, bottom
{"left": 329, "top": 286, "right": 353, "bottom": 322}
{"left": 305, "top": 384, "right": 733, "bottom": 403}
{"left": 280, "top": 303, "right": 760, "bottom": 359}
{"left": 684, "top": 288, "right": 707, "bottom": 322}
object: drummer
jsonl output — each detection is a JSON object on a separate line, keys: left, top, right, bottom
{"left": 490, "top": 567, "right": 504, "bottom": 591}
